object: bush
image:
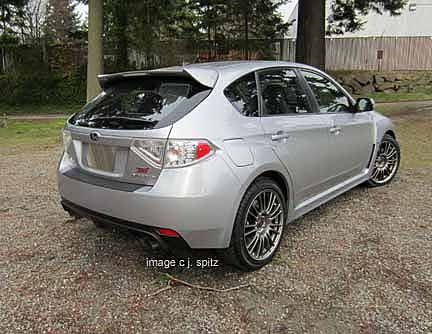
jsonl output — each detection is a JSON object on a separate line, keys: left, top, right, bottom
{"left": 0, "top": 69, "right": 86, "bottom": 107}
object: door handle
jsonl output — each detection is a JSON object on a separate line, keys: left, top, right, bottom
{"left": 329, "top": 126, "right": 342, "bottom": 134}
{"left": 271, "top": 131, "right": 291, "bottom": 141}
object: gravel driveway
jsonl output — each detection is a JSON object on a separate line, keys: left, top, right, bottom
{"left": 1, "top": 118, "right": 431, "bottom": 333}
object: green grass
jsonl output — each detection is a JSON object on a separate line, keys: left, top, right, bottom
{"left": 1, "top": 112, "right": 431, "bottom": 170}
{"left": 375, "top": 100, "right": 432, "bottom": 117}
{"left": 355, "top": 91, "right": 432, "bottom": 103}
{"left": 375, "top": 104, "right": 405, "bottom": 116}
{"left": 394, "top": 116, "right": 432, "bottom": 169}
{"left": 0, "top": 118, "right": 66, "bottom": 147}
{"left": 0, "top": 104, "right": 81, "bottom": 116}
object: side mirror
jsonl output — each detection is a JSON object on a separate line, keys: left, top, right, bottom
{"left": 355, "top": 97, "right": 375, "bottom": 112}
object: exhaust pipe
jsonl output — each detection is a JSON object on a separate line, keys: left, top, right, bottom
{"left": 61, "top": 202, "right": 82, "bottom": 219}
{"left": 60, "top": 199, "right": 170, "bottom": 251}
{"left": 142, "top": 236, "right": 162, "bottom": 251}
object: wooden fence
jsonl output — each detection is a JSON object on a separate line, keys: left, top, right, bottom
{"left": 3, "top": 37, "right": 432, "bottom": 74}
{"left": 281, "top": 36, "right": 432, "bottom": 71}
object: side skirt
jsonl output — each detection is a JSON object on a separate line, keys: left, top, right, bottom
{"left": 288, "top": 171, "right": 370, "bottom": 223}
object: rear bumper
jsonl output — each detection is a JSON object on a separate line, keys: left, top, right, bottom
{"left": 61, "top": 199, "right": 189, "bottom": 250}
{"left": 57, "top": 152, "right": 242, "bottom": 249}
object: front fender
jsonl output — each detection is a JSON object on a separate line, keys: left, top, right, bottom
{"left": 371, "top": 111, "right": 396, "bottom": 144}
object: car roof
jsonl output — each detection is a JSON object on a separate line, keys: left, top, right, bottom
{"left": 98, "top": 61, "right": 318, "bottom": 89}
{"left": 166, "top": 60, "right": 316, "bottom": 80}
{"left": 186, "top": 60, "right": 311, "bottom": 72}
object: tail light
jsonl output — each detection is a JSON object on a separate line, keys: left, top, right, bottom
{"left": 157, "top": 228, "right": 180, "bottom": 237}
{"left": 131, "top": 139, "right": 166, "bottom": 168}
{"left": 62, "top": 130, "right": 75, "bottom": 164}
{"left": 63, "top": 129, "right": 72, "bottom": 151}
{"left": 164, "top": 140, "right": 214, "bottom": 168}
{"left": 131, "top": 139, "right": 215, "bottom": 169}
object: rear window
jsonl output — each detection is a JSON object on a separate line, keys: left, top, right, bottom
{"left": 70, "top": 76, "right": 211, "bottom": 130}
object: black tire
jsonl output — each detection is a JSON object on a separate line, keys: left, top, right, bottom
{"left": 225, "top": 177, "right": 287, "bottom": 271}
{"left": 367, "top": 134, "right": 400, "bottom": 187}
{"left": 92, "top": 219, "right": 107, "bottom": 229}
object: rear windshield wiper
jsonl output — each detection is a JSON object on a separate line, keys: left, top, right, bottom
{"left": 88, "top": 116, "right": 157, "bottom": 126}
{"left": 73, "top": 115, "right": 158, "bottom": 129}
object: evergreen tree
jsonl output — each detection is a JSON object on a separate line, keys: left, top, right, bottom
{"left": 103, "top": 0, "right": 195, "bottom": 70}
{"left": 90, "top": 0, "right": 290, "bottom": 71}
{"left": 328, "top": 0, "right": 407, "bottom": 34}
{"left": 189, "top": 0, "right": 289, "bottom": 60}
{"left": 187, "top": 0, "right": 228, "bottom": 60}
{"left": 103, "top": 0, "right": 129, "bottom": 70}
{"left": 0, "top": 0, "right": 28, "bottom": 37}
{"left": 45, "top": 0, "right": 80, "bottom": 44}
{"left": 1, "top": 0, "right": 28, "bottom": 73}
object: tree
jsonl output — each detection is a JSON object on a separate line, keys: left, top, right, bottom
{"left": 295, "top": 0, "right": 325, "bottom": 69}
{"left": 102, "top": 0, "right": 194, "bottom": 70}
{"left": 252, "top": 0, "right": 290, "bottom": 59}
{"left": 0, "top": 0, "right": 28, "bottom": 36}
{"left": 86, "top": 0, "right": 103, "bottom": 100}
{"left": 296, "top": 0, "right": 407, "bottom": 69}
{"left": 45, "top": 0, "right": 80, "bottom": 44}
{"left": 127, "top": 0, "right": 197, "bottom": 68}
{"left": 188, "top": 0, "right": 227, "bottom": 60}
{"left": 327, "top": 0, "right": 406, "bottom": 34}
{"left": 104, "top": 0, "right": 129, "bottom": 70}
{"left": 22, "top": 0, "right": 46, "bottom": 44}
{"left": 190, "top": 0, "right": 289, "bottom": 60}
{"left": 0, "top": 0, "right": 28, "bottom": 72}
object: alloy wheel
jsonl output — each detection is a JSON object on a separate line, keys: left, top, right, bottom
{"left": 370, "top": 139, "right": 399, "bottom": 184}
{"left": 243, "top": 190, "right": 284, "bottom": 261}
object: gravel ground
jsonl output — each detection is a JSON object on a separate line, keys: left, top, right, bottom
{"left": 1, "top": 119, "right": 431, "bottom": 333}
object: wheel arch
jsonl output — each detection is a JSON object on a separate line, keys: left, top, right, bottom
{"left": 385, "top": 129, "right": 396, "bottom": 139}
{"left": 256, "top": 170, "right": 289, "bottom": 204}
{"left": 238, "top": 167, "right": 293, "bottom": 215}
{"left": 226, "top": 167, "right": 292, "bottom": 248}
{"left": 225, "top": 150, "right": 295, "bottom": 247}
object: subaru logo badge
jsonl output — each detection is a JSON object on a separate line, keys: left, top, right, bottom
{"left": 89, "top": 132, "right": 100, "bottom": 141}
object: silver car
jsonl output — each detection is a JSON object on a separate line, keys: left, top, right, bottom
{"left": 58, "top": 61, "right": 400, "bottom": 270}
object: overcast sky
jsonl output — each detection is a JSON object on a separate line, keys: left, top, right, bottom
{"left": 75, "top": 1, "right": 298, "bottom": 25}
{"left": 279, "top": 0, "right": 297, "bottom": 22}
{"left": 76, "top": 2, "right": 87, "bottom": 23}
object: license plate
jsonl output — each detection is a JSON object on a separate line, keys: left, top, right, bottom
{"left": 86, "top": 143, "right": 116, "bottom": 172}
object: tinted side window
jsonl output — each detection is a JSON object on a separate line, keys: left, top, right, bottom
{"left": 301, "top": 70, "right": 351, "bottom": 113}
{"left": 224, "top": 73, "right": 259, "bottom": 117}
{"left": 258, "top": 69, "right": 310, "bottom": 116}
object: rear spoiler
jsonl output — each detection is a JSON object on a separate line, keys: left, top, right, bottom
{"left": 97, "top": 65, "right": 219, "bottom": 90}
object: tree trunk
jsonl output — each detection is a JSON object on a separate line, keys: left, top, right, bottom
{"left": 114, "top": 2, "right": 129, "bottom": 71}
{"left": 295, "top": 0, "right": 326, "bottom": 70}
{"left": 244, "top": 14, "right": 249, "bottom": 60}
{"left": 87, "top": 0, "right": 104, "bottom": 102}
{"left": 207, "top": 17, "right": 212, "bottom": 61}
{"left": 213, "top": 23, "right": 217, "bottom": 60}
{"left": 1, "top": 47, "right": 5, "bottom": 73}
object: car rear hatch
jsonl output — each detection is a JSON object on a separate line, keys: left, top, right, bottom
{"left": 63, "top": 67, "right": 216, "bottom": 186}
